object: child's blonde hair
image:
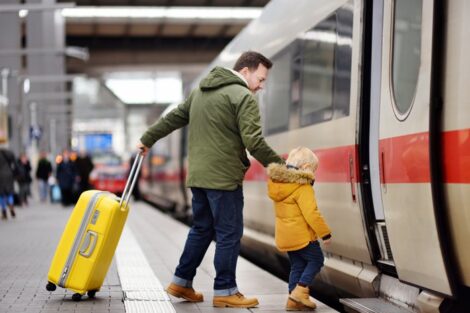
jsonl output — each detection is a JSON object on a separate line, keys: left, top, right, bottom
{"left": 286, "top": 147, "right": 319, "bottom": 174}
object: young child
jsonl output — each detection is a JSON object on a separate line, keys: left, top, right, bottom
{"left": 267, "top": 147, "right": 332, "bottom": 311}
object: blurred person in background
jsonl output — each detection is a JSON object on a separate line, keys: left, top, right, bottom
{"left": 0, "top": 146, "right": 17, "bottom": 219}
{"left": 16, "top": 153, "right": 32, "bottom": 206}
{"left": 76, "top": 150, "right": 94, "bottom": 193}
{"left": 56, "top": 150, "right": 78, "bottom": 206}
{"left": 36, "top": 151, "right": 52, "bottom": 203}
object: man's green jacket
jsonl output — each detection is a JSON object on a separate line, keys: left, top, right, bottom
{"left": 140, "top": 66, "right": 283, "bottom": 191}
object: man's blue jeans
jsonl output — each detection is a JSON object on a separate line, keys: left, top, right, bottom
{"left": 173, "top": 187, "right": 243, "bottom": 296}
{"left": 287, "top": 241, "right": 325, "bottom": 293}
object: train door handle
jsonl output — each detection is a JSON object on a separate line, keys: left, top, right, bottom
{"left": 349, "top": 154, "right": 357, "bottom": 202}
{"left": 380, "top": 151, "right": 387, "bottom": 193}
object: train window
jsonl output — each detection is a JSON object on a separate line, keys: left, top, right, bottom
{"left": 333, "top": 7, "right": 353, "bottom": 119}
{"left": 299, "top": 15, "right": 336, "bottom": 126}
{"left": 298, "top": 7, "right": 352, "bottom": 127}
{"left": 264, "top": 48, "right": 291, "bottom": 134}
{"left": 391, "top": 0, "right": 422, "bottom": 118}
{"left": 263, "top": 5, "right": 353, "bottom": 134}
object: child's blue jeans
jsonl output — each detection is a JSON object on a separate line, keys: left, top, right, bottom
{"left": 287, "top": 241, "right": 325, "bottom": 293}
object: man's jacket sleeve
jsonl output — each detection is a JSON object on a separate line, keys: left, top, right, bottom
{"left": 236, "top": 93, "right": 283, "bottom": 166}
{"left": 140, "top": 93, "right": 192, "bottom": 148}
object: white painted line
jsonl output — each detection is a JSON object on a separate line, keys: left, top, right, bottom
{"left": 116, "top": 226, "right": 176, "bottom": 313}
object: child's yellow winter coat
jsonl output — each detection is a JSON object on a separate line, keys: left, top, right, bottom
{"left": 267, "top": 163, "right": 331, "bottom": 252}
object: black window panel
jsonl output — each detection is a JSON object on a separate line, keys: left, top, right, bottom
{"left": 263, "top": 3, "right": 353, "bottom": 134}
{"left": 299, "top": 14, "right": 337, "bottom": 127}
{"left": 333, "top": 7, "right": 353, "bottom": 119}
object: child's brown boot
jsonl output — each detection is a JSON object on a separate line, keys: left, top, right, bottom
{"left": 286, "top": 297, "right": 315, "bottom": 311}
{"left": 289, "top": 285, "right": 316, "bottom": 309}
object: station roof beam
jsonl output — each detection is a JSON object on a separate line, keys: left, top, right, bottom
{"left": 55, "top": 1, "right": 269, "bottom": 73}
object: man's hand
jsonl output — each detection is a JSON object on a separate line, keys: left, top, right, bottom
{"left": 323, "top": 238, "right": 332, "bottom": 246}
{"left": 137, "top": 142, "right": 149, "bottom": 156}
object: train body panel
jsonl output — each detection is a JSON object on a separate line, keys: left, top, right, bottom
{"left": 141, "top": 0, "right": 470, "bottom": 310}
{"left": 380, "top": 184, "right": 449, "bottom": 293}
{"left": 446, "top": 186, "right": 470, "bottom": 286}
{"left": 376, "top": 0, "right": 452, "bottom": 295}
{"left": 442, "top": 0, "right": 470, "bottom": 288}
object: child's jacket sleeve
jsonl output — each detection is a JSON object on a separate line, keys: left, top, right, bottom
{"left": 295, "top": 185, "right": 332, "bottom": 239}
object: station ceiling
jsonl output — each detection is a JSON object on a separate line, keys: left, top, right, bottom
{"left": 59, "top": 0, "right": 268, "bottom": 6}
{"left": 59, "top": 0, "right": 270, "bottom": 75}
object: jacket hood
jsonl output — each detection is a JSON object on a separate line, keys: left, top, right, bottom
{"left": 267, "top": 163, "right": 314, "bottom": 202}
{"left": 199, "top": 66, "right": 247, "bottom": 91}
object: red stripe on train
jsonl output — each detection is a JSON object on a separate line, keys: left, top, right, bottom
{"left": 380, "top": 129, "right": 470, "bottom": 184}
{"left": 379, "top": 132, "right": 430, "bottom": 183}
{"left": 245, "top": 128, "right": 470, "bottom": 184}
{"left": 149, "top": 129, "right": 470, "bottom": 184}
{"left": 245, "top": 145, "right": 358, "bottom": 183}
{"left": 443, "top": 128, "right": 470, "bottom": 183}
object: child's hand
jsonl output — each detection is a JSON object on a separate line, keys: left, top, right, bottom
{"left": 323, "top": 238, "right": 332, "bottom": 246}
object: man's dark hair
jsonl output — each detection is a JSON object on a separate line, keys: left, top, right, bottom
{"left": 233, "top": 51, "right": 273, "bottom": 72}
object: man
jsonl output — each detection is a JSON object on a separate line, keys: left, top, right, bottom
{"left": 75, "top": 150, "right": 94, "bottom": 193}
{"left": 137, "top": 51, "right": 283, "bottom": 308}
{"left": 56, "top": 150, "right": 78, "bottom": 206}
{"left": 36, "top": 151, "right": 53, "bottom": 202}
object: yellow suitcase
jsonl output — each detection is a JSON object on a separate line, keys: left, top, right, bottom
{"left": 46, "top": 154, "right": 143, "bottom": 301}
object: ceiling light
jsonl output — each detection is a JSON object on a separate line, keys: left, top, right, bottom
{"left": 19, "top": 9, "right": 28, "bottom": 18}
{"left": 104, "top": 73, "right": 183, "bottom": 105}
{"left": 62, "top": 6, "right": 261, "bottom": 21}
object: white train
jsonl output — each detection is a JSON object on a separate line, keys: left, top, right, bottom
{"left": 140, "top": 0, "right": 470, "bottom": 312}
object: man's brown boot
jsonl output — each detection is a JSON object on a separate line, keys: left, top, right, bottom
{"left": 213, "top": 292, "right": 259, "bottom": 308}
{"left": 286, "top": 297, "right": 315, "bottom": 311}
{"left": 1, "top": 210, "right": 7, "bottom": 220}
{"left": 289, "top": 285, "right": 316, "bottom": 309}
{"left": 166, "top": 283, "right": 204, "bottom": 302}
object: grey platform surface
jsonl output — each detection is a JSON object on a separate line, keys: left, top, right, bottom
{"left": 0, "top": 200, "right": 125, "bottom": 313}
{"left": 0, "top": 198, "right": 338, "bottom": 313}
{"left": 123, "top": 201, "right": 338, "bottom": 313}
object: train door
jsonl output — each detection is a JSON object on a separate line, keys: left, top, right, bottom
{"left": 373, "top": 0, "right": 453, "bottom": 295}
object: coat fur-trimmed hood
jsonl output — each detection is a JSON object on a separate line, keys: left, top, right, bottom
{"left": 267, "top": 163, "right": 314, "bottom": 202}
{"left": 267, "top": 163, "right": 314, "bottom": 185}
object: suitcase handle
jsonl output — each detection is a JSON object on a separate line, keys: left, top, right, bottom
{"left": 79, "top": 231, "right": 98, "bottom": 258}
{"left": 119, "top": 152, "right": 144, "bottom": 210}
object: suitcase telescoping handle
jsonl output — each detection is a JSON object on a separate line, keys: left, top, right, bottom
{"left": 119, "top": 152, "right": 144, "bottom": 210}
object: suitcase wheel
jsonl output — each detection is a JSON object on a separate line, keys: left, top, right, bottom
{"left": 87, "top": 290, "right": 97, "bottom": 298}
{"left": 46, "top": 282, "right": 56, "bottom": 292}
{"left": 72, "top": 293, "right": 82, "bottom": 301}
